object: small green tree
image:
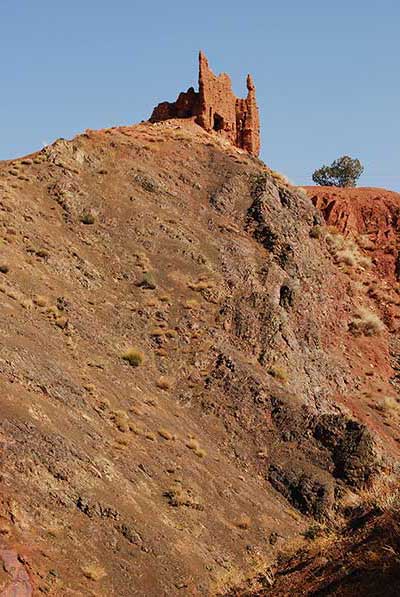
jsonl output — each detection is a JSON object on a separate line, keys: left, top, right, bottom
{"left": 312, "top": 156, "right": 364, "bottom": 187}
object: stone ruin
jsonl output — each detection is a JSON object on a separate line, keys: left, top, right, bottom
{"left": 150, "top": 52, "right": 260, "bottom": 156}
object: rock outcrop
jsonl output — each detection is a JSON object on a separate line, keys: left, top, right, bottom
{"left": 305, "top": 186, "right": 400, "bottom": 282}
{"left": 150, "top": 51, "right": 260, "bottom": 156}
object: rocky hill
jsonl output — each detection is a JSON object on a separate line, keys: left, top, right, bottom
{"left": 0, "top": 119, "right": 399, "bottom": 595}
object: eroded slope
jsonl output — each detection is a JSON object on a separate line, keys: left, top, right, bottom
{"left": 0, "top": 121, "right": 399, "bottom": 595}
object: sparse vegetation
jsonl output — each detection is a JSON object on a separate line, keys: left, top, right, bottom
{"left": 235, "top": 515, "right": 251, "bottom": 530}
{"left": 111, "top": 410, "right": 130, "bottom": 432}
{"left": 36, "top": 248, "right": 49, "bottom": 259}
{"left": 33, "top": 295, "right": 48, "bottom": 307}
{"left": 81, "top": 212, "right": 95, "bottom": 225}
{"left": 309, "top": 225, "right": 323, "bottom": 239}
{"left": 302, "top": 523, "right": 326, "bottom": 541}
{"left": 376, "top": 395, "right": 400, "bottom": 413}
{"left": 186, "top": 437, "right": 206, "bottom": 458}
{"left": 150, "top": 327, "right": 165, "bottom": 337}
{"left": 145, "top": 431, "right": 157, "bottom": 441}
{"left": 138, "top": 272, "right": 156, "bottom": 289}
{"left": 325, "top": 231, "right": 371, "bottom": 270}
{"left": 184, "top": 298, "right": 200, "bottom": 310}
{"left": 82, "top": 563, "right": 107, "bottom": 581}
{"left": 189, "top": 279, "right": 214, "bottom": 291}
{"left": 122, "top": 348, "right": 144, "bottom": 367}
{"left": 158, "top": 428, "right": 173, "bottom": 440}
{"left": 163, "top": 484, "right": 203, "bottom": 510}
{"left": 156, "top": 377, "right": 172, "bottom": 390}
{"left": 268, "top": 365, "right": 288, "bottom": 382}
{"left": 350, "top": 307, "right": 384, "bottom": 336}
{"left": 164, "top": 328, "right": 178, "bottom": 338}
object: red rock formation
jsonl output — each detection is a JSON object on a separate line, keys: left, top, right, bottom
{"left": 150, "top": 51, "right": 260, "bottom": 156}
{"left": 305, "top": 186, "right": 400, "bottom": 281}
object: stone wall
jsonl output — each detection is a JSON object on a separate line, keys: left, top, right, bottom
{"left": 150, "top": 52, "right": 260, "bottom": 156}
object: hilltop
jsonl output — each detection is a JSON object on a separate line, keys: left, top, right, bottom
{"left": 0, "top": 118, "right": 399, "bottom": 595}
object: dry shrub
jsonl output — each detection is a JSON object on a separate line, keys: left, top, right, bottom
{"left": 122, "top": 348, "right": 144, "bottom": 367}
{"left": 350, "top": 307, "right": 384, "bottom": 336}
{"left": 20, "top": 298, "right": 33, "bottom": 310}
{"left": 81, "top": 212, "right": 95, "bottom": 225}
{"left": 55, "top": 316, "right": 68, "bottom": 329}
{"left": 186, "top": 437, "right": 206, "bottom": 458}
{"left": 377, "top": 395, "right": 400, "bottom": 413}
{"left": 336, "top": 248, "right": 357, "bottom": 266}
{"left": 270, "top": 170, "right": 292, "bottom": 186}
{"left": 156, "top": 377, "right": 172, "bottom": 390}
{"left": 186, "top": 438, "right": 200, "bottom": 451}
{"left": 185, "top": 298, "right": 200, "bottom": 310}
{"left": 357, "top": 475, "right": 400, "bottom": 512}
{"left": 235, "top": 515, "right": 251, "bottom": 530}
{"left": 150, "top": 327, "right": 165, "bottom": 337}
{"left": 310, "top": 225, "right": 324, "bottom": 239}
{"left": 33, "top": 295, "right": 48, "bottom": 307}
{"left": 111, "top": 410, "right": 130, "bottom": 432}
{"left": 326, "top": 232, "right": 371, "bottom": 270}
{"left": 268, "top": 366, "right": 288, "bottom": 382}
{"left": 158, "top": 428, "right": 173, "bottom": 440}
{"left": 82, "top": 563, "right": 107, "bottom": 581}
{"left": 164, "top": 328, "right": 178, "bottom": 338}
{"left": 189, "top": 280, "right": 214, "bottom": 291}
{"left": 138, "top": 272, "right": 156, "bottom": 289}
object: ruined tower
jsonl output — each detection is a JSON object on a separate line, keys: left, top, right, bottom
{"left": 150, "top": 52, "right": 260, "bottom": 156}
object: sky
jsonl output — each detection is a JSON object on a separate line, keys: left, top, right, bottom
{"left": 1, "top": 0, "right": 399, "bottom": 190}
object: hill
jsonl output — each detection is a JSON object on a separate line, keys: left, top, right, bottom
{"left": 0, "top": 119, "right": 399, "bottom": 595}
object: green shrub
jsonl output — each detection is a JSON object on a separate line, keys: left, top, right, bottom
{"left": 312, "top": 156, "right": 364, "bottom": 187}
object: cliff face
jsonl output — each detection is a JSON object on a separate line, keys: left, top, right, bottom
{"left": 0, "top": 120, "right": 399, "bottom": 595}
{"left": 150, "top": 52, "right": 260, "bottom": 156}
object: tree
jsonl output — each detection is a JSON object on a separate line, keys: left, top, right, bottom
{"left": 312, "top": 156, "right": 364, "bottom": 187}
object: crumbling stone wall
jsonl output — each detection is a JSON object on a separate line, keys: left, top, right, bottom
{"left": 150, "top": 52, "right": 260, "bottom": 156}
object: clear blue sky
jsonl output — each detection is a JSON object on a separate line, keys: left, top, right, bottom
{"left": 1, "top": 0, "right": 399, "bottom": 190}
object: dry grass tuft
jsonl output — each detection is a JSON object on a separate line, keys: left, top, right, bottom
{"left": 111, "top": 410, "right": 130, "bottom": 432}
{"left": 357, "top": 475, "right": 400, "bottom": 512}
{"left": 189, "top": 279, "right": 214, "bottom": 291}
{"left": 122, "top": 348, "right": 144, "bottom": 367}
{"left": 184, "top": 298, "right": 200, "bottom": 310}
{"left": 350, "top": 308, "right": 384, "bottom": 336}
{"left": 376, "top": 395, "right": 400, "bottom": 413}
{"left": 156, "top": 377, "right": 172, "bottom": 390}
{"left": 235, "top": 515, "right": 251, "bottom": 530}
{"left": 268, "top": 365, "right": 288, "bottom": 382}
{"left": 164, "top": 328, "right": 178, "bottom": 338}
{"left": 186, "top": 437, "right": 206, "bottom": 458}
{"left": 20, "top": 298, "right": 33, "bottom": 310}
{"left": 82, "top": 563, "right": 107, "bottom": 581}
{"left": 158, "top": 428, "right": 173, "bottom": 440}
{"left": 186, "top": 438, "right": 200, "bottom": 451}
{"left": 150, "top": 327, "right": 165, "bottom": 337}
{"left": 33, "top": 295, "right": 48, "bottom": 307}
{"left": 145, "top": 431, "right": 157, "bottom": 441}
